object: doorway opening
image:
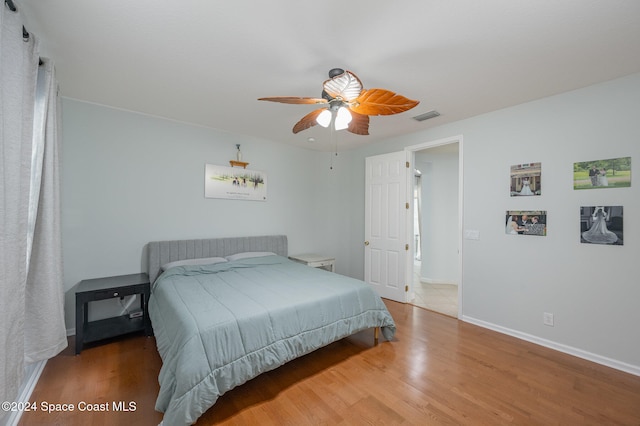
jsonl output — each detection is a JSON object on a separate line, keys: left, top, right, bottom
{"left": 406, "top": 136, "right": 462, "bottom": 318}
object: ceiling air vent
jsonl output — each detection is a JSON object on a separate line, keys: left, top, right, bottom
{"left": 412, "top": 110, "right": 440, "bottom": 122}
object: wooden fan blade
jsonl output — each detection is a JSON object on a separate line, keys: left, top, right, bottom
{"left": 349, "top": 88, "right": 419, "bottom": 116}
{"left": 258, "top": 97, "right": 328, "bottom": 105}
{"left": 323, "top": 70, "right": 363, "bottom": 101}
{"left": 292, "top": 108, "right": 326, "bottom": 134}
{"left": 347, "top": 111, "right": 370, "bottom": 135}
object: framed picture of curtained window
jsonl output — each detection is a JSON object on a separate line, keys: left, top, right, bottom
{"left": 204, "top": 164, "right": 267, "bottom": 201}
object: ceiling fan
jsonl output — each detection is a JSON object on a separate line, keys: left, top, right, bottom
{"left": 258, "top": 68, "right": 419, "bottom": 136}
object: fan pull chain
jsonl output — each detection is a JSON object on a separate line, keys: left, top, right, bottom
{"left": 329, "top": 125, "right": 338, "bottom": 170}
{"left": 329, "top": 125, "right": 334, "bottom": 170}
{"left": 330, "top": 150, "right": 339, "bottom": 170}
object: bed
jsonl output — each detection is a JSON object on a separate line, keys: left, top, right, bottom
{"left": 147, "top": 235, "right": 396, "bottom": 426}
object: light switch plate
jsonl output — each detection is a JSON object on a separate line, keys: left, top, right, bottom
{"left": 464, "top": 230, "right": 480, "bottom": 240}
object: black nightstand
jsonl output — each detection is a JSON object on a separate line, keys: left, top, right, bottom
{"left": 75, "top": 273, "right": 152, "bottom": 354}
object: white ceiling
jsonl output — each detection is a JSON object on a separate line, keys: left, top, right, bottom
{"left": 18, "top": 0, "right": 640, "bottom": 151}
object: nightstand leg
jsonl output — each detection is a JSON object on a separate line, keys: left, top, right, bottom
{"left": 75, "top": 301, "right": 84, "bottom": 354}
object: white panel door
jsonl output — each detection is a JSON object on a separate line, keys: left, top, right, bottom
{"left": 364, "top": 151, "right": 408, "bottom": 302}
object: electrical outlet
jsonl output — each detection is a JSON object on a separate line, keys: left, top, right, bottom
{"left": 543, "top": 312, "right": 554, "bottom": 326}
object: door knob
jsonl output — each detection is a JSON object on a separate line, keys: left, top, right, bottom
{"left": 364, "top": 241, "right": 370, "bottom": 246}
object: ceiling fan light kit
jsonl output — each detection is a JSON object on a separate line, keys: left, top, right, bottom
{"left": 316, "top": 109, "right": 332, "bottom": 128}
{"left": 335, "top": 106, "right": 353, "bottom": 130}
{"left": 259, "top": 68, "right": 419, "bottom": 136}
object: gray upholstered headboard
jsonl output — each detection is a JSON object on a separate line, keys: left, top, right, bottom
{"left": 147, "top": 235, "right": 288, "bottom": 284}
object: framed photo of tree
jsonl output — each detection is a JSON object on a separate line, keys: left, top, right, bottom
{"left": 204, "top": 164, "right": 267, "bottom": 201}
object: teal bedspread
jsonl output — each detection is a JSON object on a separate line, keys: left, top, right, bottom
{"left": 149, "top": 255, "right": 396, "bottom": 425}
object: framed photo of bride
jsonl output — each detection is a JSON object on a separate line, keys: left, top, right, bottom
{"left": 573, "top": 157, "right": 631, "bottom": 190}
{"left": 580, "top": 206, "right": 623, "bottom": 245}
{"left": 505, "top": 210, "right": 547, "bottom": 236}
{"left": 510, "top": 162, "right": 541, "bottom": 196}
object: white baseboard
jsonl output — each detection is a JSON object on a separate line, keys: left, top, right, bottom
{"left": 462, "top": 315, "right": 640, "bottom": 377}
{"left": 66, "top": 327, "right": 75, "bottom": 336}
{"left": 420, "top": 277, "right": 458, "bottom": 286}
{"left": 5, "top": 360, "right": 47, "bottom": 426}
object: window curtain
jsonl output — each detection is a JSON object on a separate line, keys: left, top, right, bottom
{"left": 25, "top": 59, "right": 67, "bottom": 363}
{"left": 1, "top": 3, "right": 66, "bottom": 414}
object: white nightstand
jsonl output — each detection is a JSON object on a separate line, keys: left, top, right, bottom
{"left": 288, "top": 254, "right": 335, "bottom": 272}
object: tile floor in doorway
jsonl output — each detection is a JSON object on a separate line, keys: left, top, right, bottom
{"left": 412, "top": 261, "right": 458, "bottom": 317}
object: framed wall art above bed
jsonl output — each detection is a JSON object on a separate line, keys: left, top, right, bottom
{"left": 204, "top": 163, "right": 267, "bottom": 201}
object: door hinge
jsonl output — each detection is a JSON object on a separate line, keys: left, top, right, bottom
{"left": 406, "top": 161, "right": 410, "bottom": 168}
{"left": 406, "top": 202, "right": 410, "bottom": 209}
{"left": 405, "top": 285, "right": 409, "bottom": 292}
{"left": 405, "top": 243, "right": 409, "bottom": 251}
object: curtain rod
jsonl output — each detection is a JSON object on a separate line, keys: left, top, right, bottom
{"left": 4, "top": 0, "right": 32, "bottom": 41}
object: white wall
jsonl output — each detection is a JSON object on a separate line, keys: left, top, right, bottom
{"left": 61, "top": 99, "right": 336, "bottom": 328}
{"left": 416, "top": 148, "right": 459, "bottom": 284}
{"left": 328, "top": 73, "right": 640, "bottom": 372}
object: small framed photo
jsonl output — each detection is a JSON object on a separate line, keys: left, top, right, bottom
{"left": 510, "top": 162, "right": 541, "bottom": 196}
{"left": 505, "top": 211, "right": 547, "bottom": 236}
{"left": 580, "top": 206, "right": 623, "bottom": 245}
{"left": 573, "top": 157, "right": 631, "bottom": 190}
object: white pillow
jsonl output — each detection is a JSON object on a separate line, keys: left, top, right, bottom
{"left": 225, "top": 251, "right": 276, "bottom": 261}
{"left": 161, "top": 257, "right": 228, "bottom": 271}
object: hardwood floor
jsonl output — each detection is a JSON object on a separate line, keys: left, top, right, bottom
{"left": 20, "top": 301, "right": 640, "bottom": 425}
